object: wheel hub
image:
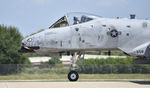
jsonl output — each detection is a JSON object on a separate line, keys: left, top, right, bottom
{"left": 70, "top": 73, "right": 76, "bottom": 79}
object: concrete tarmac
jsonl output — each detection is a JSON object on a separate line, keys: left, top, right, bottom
{"left": 0, "top": 81, "right": 150, "bottom": 88}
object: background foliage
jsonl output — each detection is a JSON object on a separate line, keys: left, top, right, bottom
{"left": 0, "top": 25, "right": 30, "bottom": 74}
{"left": 0, "top": 25, "right": 30, "bottom": 64}
{"left": 77, "top": 57, "right": 150, "bottom": 74}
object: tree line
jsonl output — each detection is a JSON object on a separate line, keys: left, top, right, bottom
{"left": 0, "top": 25, "right": 30, "bottom": 64}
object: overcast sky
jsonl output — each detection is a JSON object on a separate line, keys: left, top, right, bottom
{"left": 0, "top": 0, "right": 150, "bottom": 36}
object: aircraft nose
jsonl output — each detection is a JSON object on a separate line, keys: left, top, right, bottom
{"left": 20, "top": 38, "right": 28, "bottom": 47}
{"left": 20, "top": 39, "right": 26, "bottom": 46}
{"left": 18, "top": 37, "right": 34, "bottom": 53}
{"left": 22, "top": 37, "right": 33, "bottom": 46}
{"left": 18, "top": 36, "right": 40, "bottom": 53}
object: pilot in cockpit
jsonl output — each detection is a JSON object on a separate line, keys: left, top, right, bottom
{"left": 73, "top": 16, "right": 80, "bottom": 24}
{"left": 73, "top": 16, "right": 93, "bottom": 25}
{"left": 81, "top": 15, "right": 93, "bottom": 23}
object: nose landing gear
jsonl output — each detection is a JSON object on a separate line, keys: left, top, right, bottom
{"left": 68, "top": 52, "right": 84, "bottom": 81}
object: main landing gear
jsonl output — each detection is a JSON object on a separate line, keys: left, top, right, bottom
{"left": 68, "top": 52, "right": 84, "bottom": 81}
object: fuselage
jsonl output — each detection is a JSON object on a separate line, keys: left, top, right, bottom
{"left": 20, "top": 17, "right": 150, "bottom": 57}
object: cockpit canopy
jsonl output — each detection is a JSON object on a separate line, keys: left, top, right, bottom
{"left": 49, "top": 12, "right": 100, "bottom": 29}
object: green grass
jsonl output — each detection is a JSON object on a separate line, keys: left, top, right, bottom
{"left": 0, "top": 74, "right": 150, "bottom": 80}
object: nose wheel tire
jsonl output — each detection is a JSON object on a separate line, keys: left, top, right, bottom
{"left": 68, "top": 71, "right": 79, "bottom": 81}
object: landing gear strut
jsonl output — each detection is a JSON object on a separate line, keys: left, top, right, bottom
{"left": 68, "top": 52, "right": 84, "bottom": 81}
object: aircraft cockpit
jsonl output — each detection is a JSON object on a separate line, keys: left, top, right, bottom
{"left": 49, "top": 12, "right": 99, "bottom": 29}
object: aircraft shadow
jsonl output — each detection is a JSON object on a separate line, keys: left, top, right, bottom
{"left": 130, "top": 81, "right": 150, "bottom": 85}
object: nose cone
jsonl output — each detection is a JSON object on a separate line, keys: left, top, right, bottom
{"left": 21, "top": 37, "right": 33, "bottom": 47}
{"left": 20, "top": 39, "right": 26, "bottom": 47}
{"left": 18, "top": 37, "right": 39, "bottom": 53}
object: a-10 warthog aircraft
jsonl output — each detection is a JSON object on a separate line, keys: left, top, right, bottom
{"left": 19, "top": 12, "right": 150, "bottom": 81}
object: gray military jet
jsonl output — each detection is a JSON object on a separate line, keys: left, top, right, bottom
{"left": 18, "top": 12, "right": 150, "bottom": 81}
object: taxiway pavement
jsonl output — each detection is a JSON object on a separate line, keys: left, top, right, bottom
{"left": 0, "top": 81, "right": 150, "bottom": 88}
